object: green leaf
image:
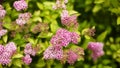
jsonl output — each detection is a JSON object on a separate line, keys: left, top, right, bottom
{"left": 117, "top": 16, "right": 120, "bottom": 25}
{"left": 94, "top": 0, "right": 104, "bottom": 4}
{"left": 84, "top": 35, "right": 91, "bottom": 39}
{"left": 27, "top": 38, "right": 35, "bottom": 44}
{"left": 32, "top": 17, "right": 42, "bottom": 22}
{"left": 38, "top": 32, "right": 53, "bottom": 38}
{"left": 92, "top": 5, "right": 102, "bottom": 13}
{"left": 37, "top": 2, "right": 44, "bottom": 10}
{"left": 36, "top": 59, "right": 45, "bottom": 68}
{"left": 13, "top": 59, "right": 22, "bottom": 68}
{"left": 50, "top": 21, "right": 60, "bottom": 33}
{"left": 97, "top": 31, "right": 107, "bottom": 42}
{"left": 2, "top": 35, "right": 8, "bottom": 43}
{"left": 12, "top": 54, "right": 23, "bottom": 59}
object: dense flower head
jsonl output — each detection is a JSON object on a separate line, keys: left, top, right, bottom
{"left": 16, "top": 18, "right": 26, "bottom": 25}
{"left": 88, "top": 42, "right": 104, "bottom": 52}
{"left": 0, "top": 29, "right": 7, "bottom": 37}
{"left": 52, "top": 0, "right": 67, "bottom": 10}
{"left": 0, "top": 42, "right": 17, "bottom": 65}
{"left": 0, "top": 45, "right": 4, "bottom": 55}
{"left": 22, "top": 54, "right": 32, "bottom": 65}
{"left": 67, "top": 50, "right": 78, "bottom": 65}
{"left": 16, "top": 12, "right": 31, "bottom": 26}
{"left": 0, "top": 5, "right": 3, "bottom": 10}
{"left": 70, "top": 32, "right": 80, "bottom": 44}
{"left": 64, "top": 0, "right": 68, "bottom": 4}
{"left": 43, "top": 46, "right": 63, "bottom": 60}
{"left": 24, "top": 43, "right": 37, "bottom": 56}
{"left": 61, "top": 10, "right": 69, "bottom": 25}
{"left": 88, "top": 42, "right": 104, "bottom": 60}
{"left": 5, "top": 42, "right": 17, "bottom": 55}
{"left": 61, "top": 10, "right": 78, "bottom": 28}
{"left": 13, "top": 0, "right": 28, "bottom": 11}
{"left": 0, "top": 5, "right": 6, "bottom": 19}
{"left": 60, "top": 48, "right": 84, "bottom": 65}
{"left": 19, "top": 12, "right": 31, "bottom": 21}
{"left": 0, "top": 55, "right": 11, "bottom": 65}
{"left": 91, "top": 50, "right": 104, "bottom": 61}
{"left": 50, "top": 28, "right": 71, "bottom": 47}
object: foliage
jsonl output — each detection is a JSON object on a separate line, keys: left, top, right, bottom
{"left": 0, "top": 0, "right": 120, "bottom": 68}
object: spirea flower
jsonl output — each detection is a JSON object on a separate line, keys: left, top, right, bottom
{"left": 24, "top": 43, "right": 39, "bottom": 56}
{"left": 16, "top": 18, "right": 26, "bottom": 25}
{"left": 61, "top": 10, "right": 78, "bottom": 28}
{"left": 18, "top": 12, "right": 31, "bottom": 21}
{"left": 5, "top": 42, "right": 17, "bottom": 55}
{"left": 67, "top": 50, "right": 78, "bottom": 65}
{"left": 0, "top": 45, "right": 4, "bottom": 55}
{"left": 0, "top": 5, "right": 6, "bottom": 19}
{"left": 64, "top": 0, "right": 68, "bottom": 4}
{"left": 22, "top": 54, "right": 32, "bottom": 65}
{"left": 16, "top": 12, "right": 31, "bottom": 26}
{"left": 60, "top": 47, "right": 84, "bottom": 64}
{"left": 0, "top": 42, "right": 17, "bottom": 65}
{"left": 52, "top": 0, "right": 66, "bottom": 10}
{"left": 13, "top": 0, "right": 28, "bottom": 11}
{"left": 0, "top": 10, "right": 6, "bottom": 19}
{"left": 70, "top": 32, "right": 80, "bottom": 44}
{"left": 43, "top": 46, "right": 63, "bottom": 60}
{"left": 32, "top": 22, "right": 49, "bottom": 34}
{"left": 0, "top": 29, "right": 7, "bottom": 37}
{"left": 88, "top": 42, "right": 104, "bottom": 60}
{"left": 0, "top": 54, "right": 11, "bottom": 65}
{"left": 0, "top": 5, "right": 3, "bottom": 10}
{"left": 24, "top": 43, "right": 37, "bottom": 56}
{"left": 91, "top": 50, "right": 104, "bottom": 61}
{"left": 50, "top": 28, "right": 71, "bottom": 47}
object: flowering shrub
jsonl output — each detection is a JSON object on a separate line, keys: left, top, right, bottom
{"left": 0, "top": 0, "right": 120, "bottom": 68}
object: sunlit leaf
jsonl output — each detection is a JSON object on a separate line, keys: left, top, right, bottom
{"left": 117, "top": 16, "right": 120, "bottom": 25}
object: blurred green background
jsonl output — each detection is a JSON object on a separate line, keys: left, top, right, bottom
{"left": 0, "top": 0, "right": 120, "bottom": 68}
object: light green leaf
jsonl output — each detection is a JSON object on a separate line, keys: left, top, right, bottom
{"left": 36, "top": 59, "right": 45, "bottom": 68}
{"left": 13, "top": 59, "right": 22, "bottom": 68}
{"left": 2, "top": 35, "right": 8, "bottom": 43}
{"left": 12, "top": 54, "right": 23, "bottom": 59}
{"left": 117, "top": 16, "right": 120, "bottom": 25}
{"left": 94, "top": 0, "right": 104, "bottom": 4}
{"left": 38, "top": 32, "right": 53, "bottom": 38}
{"left": 50, "top": 21, "right": 60, "bottom": 33}
{"left": 97, "top": 31, "right": 107, "bottom": 42}
{"left": 27, "top": 38, "right": 35, "bottom": 44}
{"left": 37, "top": 2, "right": 44, "bottom": 10}
{"left": 92, "top": 5, "right": 102, "bottom": 13}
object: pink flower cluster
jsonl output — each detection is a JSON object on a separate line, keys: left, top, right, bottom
{"left": 61, "top": 10, "right": 78, "bottom": 28}
{"left": 50, "top": 28, "right": 71, "bottom": 47}
{"left": 22, "top": 43, "right": 37, "bottom": 65}
{"left": 24, "top": 43, "right": 37, "bottom": 56}
{"left": 50, "top": 28, "right": 80, "bottom": 47}
{"left": 44, "top": 28, "right": 81, "bottom": 64}
{"left": 13, "top": 0, "right": 28, "bottom": 11}
{"left": 88, "top": 42, "right": 104, "bottom": 61}
{"left": 0, "top": 29, "right": 7, "bottom": 37}
{"left": 53, "top": 0, "right": 68, "bottom": 10}
{"left": 16, "top": 12, "right": 31, "bottom": 25}
{"left": 67, "top": 50, "right": 78, "bottom": 65}
{"left": 60, "top": 47, "right": 84, "bottom": 65}
{"left": 43, "top": 45, "right": 63, "bottom": 60}
{"left": 22, "top": 54, "right": 32, "bottom": 65}
{"left": 0, "top": 4, "right": 6, "bottom": 19}
{"left": 0, "top": 42, "right": 17, "bottom": 65}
